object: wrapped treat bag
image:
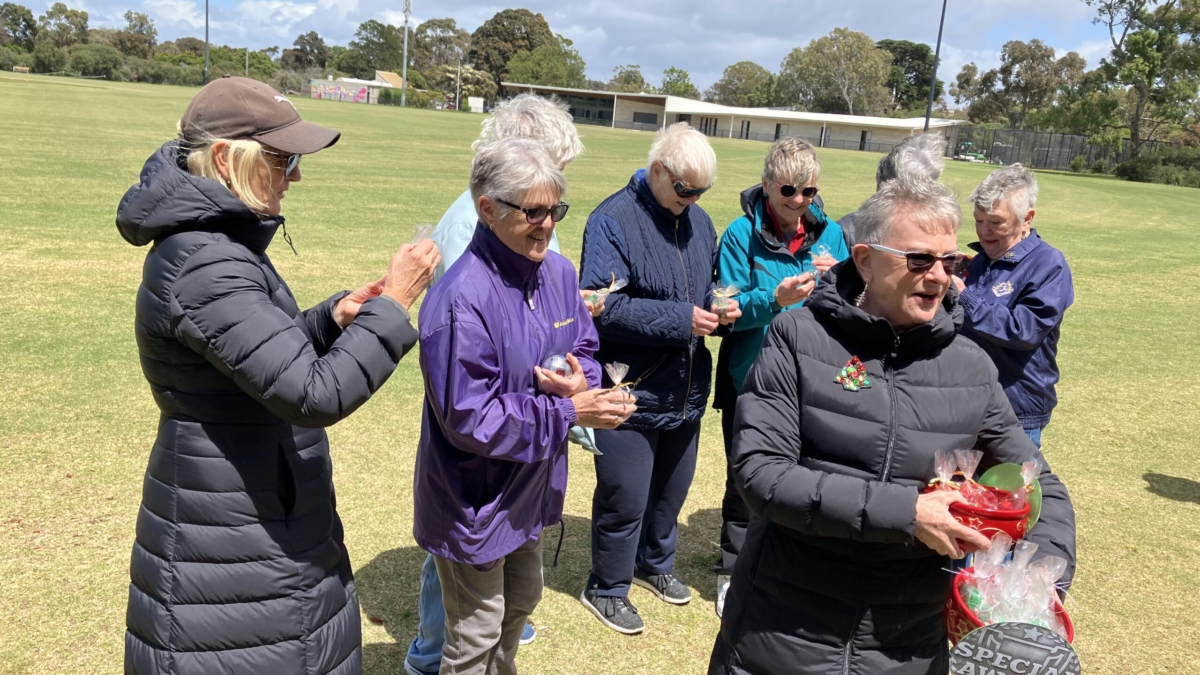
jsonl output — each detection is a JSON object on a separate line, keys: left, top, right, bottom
{"left": 946, "top": 535, "right": 1074, "bottom": 645}
{"left": 924, "top": 450, "right": 1031, "bottom": 552}
{"left": 604, "top": 362, "right": 637, "bottom": 403}
{"left": 712, "top": 284, "right": 740, "bottom": 315}
{"left": 954, "top": 450, "right": 1001, "bottom": 509}
{"left": 584, "top": 274, "right": 628, "bottom": 306}
{"left": 540, "top": 354, "right": 574, "bottom": 379}
{"left": 410, "top": 222, "right": 435, "bottom": 244}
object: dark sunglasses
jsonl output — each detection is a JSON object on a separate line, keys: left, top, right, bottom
{"left": 665, "top": 169, "right": 711, "bottom": 198}
{"left": 869, "top": 244, "right": 967, "bottom": 275}
{"left": 777, "top": 183, "right": 819, "bottom": 199}
{"left": 497, "top": 199, "right": 570, "bottom": 225}
{"left": 262, "top": 149, "right": 301, "bottom": 177}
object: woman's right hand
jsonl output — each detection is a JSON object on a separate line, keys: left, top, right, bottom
{"left": 775, "top": 273, "right": 815, "bottom": 307}
{"left": 571, "top": 388, "right": 636, "bottom": 429}
{"left": 383, "top": 239, "right": 441, "bottom": 310}
{"left": 913, "top": 490, "right": 992, "bottom": 559}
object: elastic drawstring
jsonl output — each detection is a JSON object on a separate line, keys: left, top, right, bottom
{"left": 280, "top": 221, "right": 298, "bottom": 255}
{"left": 552, "top": 520, "right": 565, "bottom": 567}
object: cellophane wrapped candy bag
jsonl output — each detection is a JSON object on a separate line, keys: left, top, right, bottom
{"left": 960, "top": 536, "right": 1070, "bottom": 640}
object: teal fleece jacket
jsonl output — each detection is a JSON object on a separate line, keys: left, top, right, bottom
{"left": 716, "top": 185, "right": 849, "bottom": 395}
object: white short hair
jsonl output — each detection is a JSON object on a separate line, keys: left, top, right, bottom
{"left": 877, "top": 134, "right": 946, "bottom": 189}
{"left": 470, "top": 137, "right": 566, "bottom": 210}
{"left": 854, "top": 176, "right": 962, "bottom": 246}
{"left": 970, "top": 164, "right": 1039, "bottom": 217}
{"left": 762, "top": 137, "right": 820, "bottom": 187}
{"left": 647, "top": 122, "right": 716, "bottom": 187}
{"left": 473, "top": 94, "right": 584, "bottom": 167}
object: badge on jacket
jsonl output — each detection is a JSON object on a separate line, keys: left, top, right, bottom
{"left": 835, "top": 357, "right": 871, "bottom": 391}
{"left": 991, "top": 281, "right": 1014, "bottom": 297}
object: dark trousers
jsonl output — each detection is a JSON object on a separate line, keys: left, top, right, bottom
{"left": 588, "top": 420, "right": 701, "bottom": 597}
{"left": 715, "top": 404, "right": 751, "bottom": 575}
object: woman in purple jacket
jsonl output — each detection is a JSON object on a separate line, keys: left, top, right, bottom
{"left": 414, "top": 137, "right": 635, "bottom": 675}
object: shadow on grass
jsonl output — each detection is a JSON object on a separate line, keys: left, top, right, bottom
{"left": 355, "top": 506, "right": 727, "bottom": 671}
{"left": 1143, "top": 473, "right": 1200, "bottom": 505}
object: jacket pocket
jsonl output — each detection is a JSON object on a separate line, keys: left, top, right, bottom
{"left": 277, "top": 444, "right": 297, "bottom": 519}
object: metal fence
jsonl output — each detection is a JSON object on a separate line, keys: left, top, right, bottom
{"left": 951, "top": 126, "right": 1174, "bottom": 171}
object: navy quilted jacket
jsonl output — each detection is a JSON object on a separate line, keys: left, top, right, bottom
{"left": 580, "top": 170, "right": 721, "bottom": 430}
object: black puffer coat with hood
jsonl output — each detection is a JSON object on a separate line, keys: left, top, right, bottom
{"left": 116, "top": 141, "right": 418, "bottom": 675}
{"left": 709, "top": 261, "right": 1076, "bottom": 675}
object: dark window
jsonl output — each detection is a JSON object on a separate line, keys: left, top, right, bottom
{"left": 633, "top": 112, "right": 659, "bottom": 125}
{"left": 859, "top": 130, "right": 871, "bottom": 151}
{"left": 740, "top": 120, "right": 751, "bottom": 139}
{"left": 677, "top": 114, "right": 692, "bottom": 124}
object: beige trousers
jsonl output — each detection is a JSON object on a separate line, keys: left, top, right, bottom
{"left": 434, "top": 537, "right": 545, "bottom": 675}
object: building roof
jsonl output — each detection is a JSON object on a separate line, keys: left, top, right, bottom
{"left": 502, "top": 82, "right": 964, "bottom": 130}
{"left": 375, "top": 70, "right": 404, "bottom": 88}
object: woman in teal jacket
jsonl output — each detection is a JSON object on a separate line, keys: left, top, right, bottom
{"left": 711, "top": 138, "right": 848, "bottom": 616}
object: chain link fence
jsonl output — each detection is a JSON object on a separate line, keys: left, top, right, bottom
{"left": 951, "top": 126, "right": 1174, "bottom": 171}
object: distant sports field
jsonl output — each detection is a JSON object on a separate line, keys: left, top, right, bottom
{"left": 1, "top": 71, "right": 1197, "bottom": 674}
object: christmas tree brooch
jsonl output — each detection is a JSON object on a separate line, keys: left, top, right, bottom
{"left": 835, "top": 357, "right": 871, "bottom": 391}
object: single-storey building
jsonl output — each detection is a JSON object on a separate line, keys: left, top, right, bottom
{"left": 503, "top": 82, "right": 965, "bottom": 154}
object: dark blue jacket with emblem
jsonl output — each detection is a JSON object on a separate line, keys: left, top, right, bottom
{"left": 579, "top": 170, "right": 721, "bottom": 431}
{"left": 960, "top": 230, "right": 1074, "bottom": 430}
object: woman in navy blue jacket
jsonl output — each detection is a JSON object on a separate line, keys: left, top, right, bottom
{"left": 954, "top": 164, "right": 1074, "bottom": 446}
{"left": 578, "top": 124, "right": 740, "bottom": 635}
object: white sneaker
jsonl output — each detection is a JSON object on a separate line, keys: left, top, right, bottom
{"left": 716, "top": 574, "right": 731, "bottom": 618}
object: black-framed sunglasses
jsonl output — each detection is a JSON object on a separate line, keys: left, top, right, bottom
{"left": 497, "top": 199, "right": 570, "bottom": 225}
{"left": 665, "top": 169, "right": 711, "bottom": 198}
{"left": 262, "top": 149, "right": 301, "bottom": 177}
{"left": 869, "top": 244, "right": 967, "bottom": 275}
{"left": 777, "top": 183, "right": 819, "bottom": 199}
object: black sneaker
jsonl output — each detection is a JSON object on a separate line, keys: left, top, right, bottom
{"left": 580, "top": 588, "right": 644, "bottom": 635}
{"left": 632, "top": 570, "right": 692, "bottom": 605}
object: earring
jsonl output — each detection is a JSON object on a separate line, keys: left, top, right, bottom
{"left": 854, "top": 284, "right": 868, "bottom": 308}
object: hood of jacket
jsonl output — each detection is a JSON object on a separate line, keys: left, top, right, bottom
{"left": 808, "top": 259, "right": 963, "bottom": 361}
{"left": 116, "top": 140, "right": 282, "bottom": 254}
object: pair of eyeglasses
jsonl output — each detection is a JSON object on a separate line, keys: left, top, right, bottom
{"left": 869, "top": 244, "right": 967, "bottom": 275}
{"left": 666, "top": 169, "right": 711, "bottom": 198}
{"left": 262, "top": 149, "right": 301, "bottom": 177}
{"left": 776, "top": 183, "right": 819, "bottom": 199}
{"left": 497, "top": 199, "right": 570, "bottom": 225}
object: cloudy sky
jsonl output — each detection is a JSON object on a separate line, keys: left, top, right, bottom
{"left": 64, "top": 0, "right": 1114, "bottom": 89}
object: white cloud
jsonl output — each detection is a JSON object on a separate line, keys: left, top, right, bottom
{"left": 143, "top": 0, "right": 205, "bottom": 30}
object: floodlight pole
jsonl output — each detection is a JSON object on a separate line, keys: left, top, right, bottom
{"left": 203, "top": 0, "right": 210, "bottom": 84}
{"left": 456, "top": 60, "right": 461, "bottom": 110}
{"left": 245, "top": 47, "right": 249, "bottom": 77}
{"left": 923, "top": 0, "right": 948, "bottom": 132}
{"left": 401, "top": 0, "right": 411, "bottom": 106}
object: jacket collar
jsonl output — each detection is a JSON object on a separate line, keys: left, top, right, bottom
{"left": 968, "top": 229, "right": 1043, "bottom": 265}
{"left": 631, "top": 169, "right": 689, "bottom": 226}
{"left": 468, "top": 220, "right": 540, "bottom": 286}
{"left": 808, "top": 260, "right": 962, "bottom": 361}
{"left": 116, "top": 140, "right": 282, "bottom": 254}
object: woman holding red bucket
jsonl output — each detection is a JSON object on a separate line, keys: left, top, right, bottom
{"left": 708, "top": 174, "right": 1076, "bottom": 675}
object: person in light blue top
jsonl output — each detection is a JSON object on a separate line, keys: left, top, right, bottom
{"left": 711, "top": 137, "right": 848, "bottom": 618}
{"left": 406, "top": 93, "right": 587, "bottom": 675}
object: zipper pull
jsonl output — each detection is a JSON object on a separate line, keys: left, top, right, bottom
{"left": 525, "top": 280, "right": 536, "bottom": 311}
{"left": 280, "top": 221, "right": 298, "bottom": 256}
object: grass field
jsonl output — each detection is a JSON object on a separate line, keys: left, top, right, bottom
{"left": 0, "top": 71, "right": 1197, "bottom": 675}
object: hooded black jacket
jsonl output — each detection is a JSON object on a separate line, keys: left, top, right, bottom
{"left": 117, "top": 142, "right": 418, "bottom": 675}
{"left": 710, "top": 261, "right": 1076, "bottom": 675}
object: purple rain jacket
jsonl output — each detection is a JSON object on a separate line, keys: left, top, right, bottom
{"left": 414, "top": 222, "right": 602, "bottom": 565}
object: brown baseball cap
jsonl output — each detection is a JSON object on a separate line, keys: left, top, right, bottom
{"left": 180, "top": 75, "right": 340, "bottom": 155}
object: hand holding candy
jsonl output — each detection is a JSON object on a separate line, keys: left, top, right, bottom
{"left": 811, "top": 245, "right": 835, "bottom": 280}
{"left": 584, "top": 273, "right": 628, "bottom": 306}
{"left": 775, "top": 273, "right": 815, "bottom": 307}
{"left": 535, "top": 354, "right": 587, "bottom": 398}
{"left": 580, "top": 289, "right": 606, "bottom": 317}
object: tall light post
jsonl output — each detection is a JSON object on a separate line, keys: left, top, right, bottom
{"left": 203, "top": 0, "right": 210, "bottom": 84}
{"left": 401, "top": 0, "right": 411, "bottom": 106}
{"left": 456, "top": 59, "right": 462, "bottom": 111}
{"left": 923, "top": 0, "right": 948, "bottom": 132}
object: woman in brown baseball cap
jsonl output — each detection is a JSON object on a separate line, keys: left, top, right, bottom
{"left": 117, "top": 76, "right": 440, "bottom": 675}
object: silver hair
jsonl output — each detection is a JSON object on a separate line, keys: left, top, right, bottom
{"left": 854, "top": 176, "right": 962, "bottom": 246}
{"left": 877, "top": 134, "right": 946, "bottom": 189}
{"left": 470, "top": 137, "right": 567, "bottom": 214}
{"left": 473, "top": 93, "right": 584, "bottom": 167}
{"left": 762, "top": 137, "right": 820, "bottom": 186}
{"left": 970, "top": 163, "right": 1039, "bottom": 218}
{"left": 647, "top": 122, "right": 717, "bottom": 187}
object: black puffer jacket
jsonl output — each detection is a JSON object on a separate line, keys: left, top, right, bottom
{"left": 117, "top": 142, "right": 418, "bottom": 675}
{"left": 710, "top": 262, "right": 1075, "bottom": 675}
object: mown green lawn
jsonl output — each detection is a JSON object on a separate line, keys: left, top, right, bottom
{"left": 0, "top": 71, "right": 1196, "bottom": 674}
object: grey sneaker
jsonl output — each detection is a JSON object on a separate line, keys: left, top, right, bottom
{"left": 580, "top": 588, "right": 644, "bottom": 635}
{"left": 632, "top": 570, "right": 692, "bottom": 605}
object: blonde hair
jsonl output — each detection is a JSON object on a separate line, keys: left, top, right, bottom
{"left": 762, "top": 137, "right": 820, "bottom": 187}
{"left": 178, "top": 121, "right": 273, "bottom": 213}
{"left": 647, "top": 123, "right": 716, "bottom": 187}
